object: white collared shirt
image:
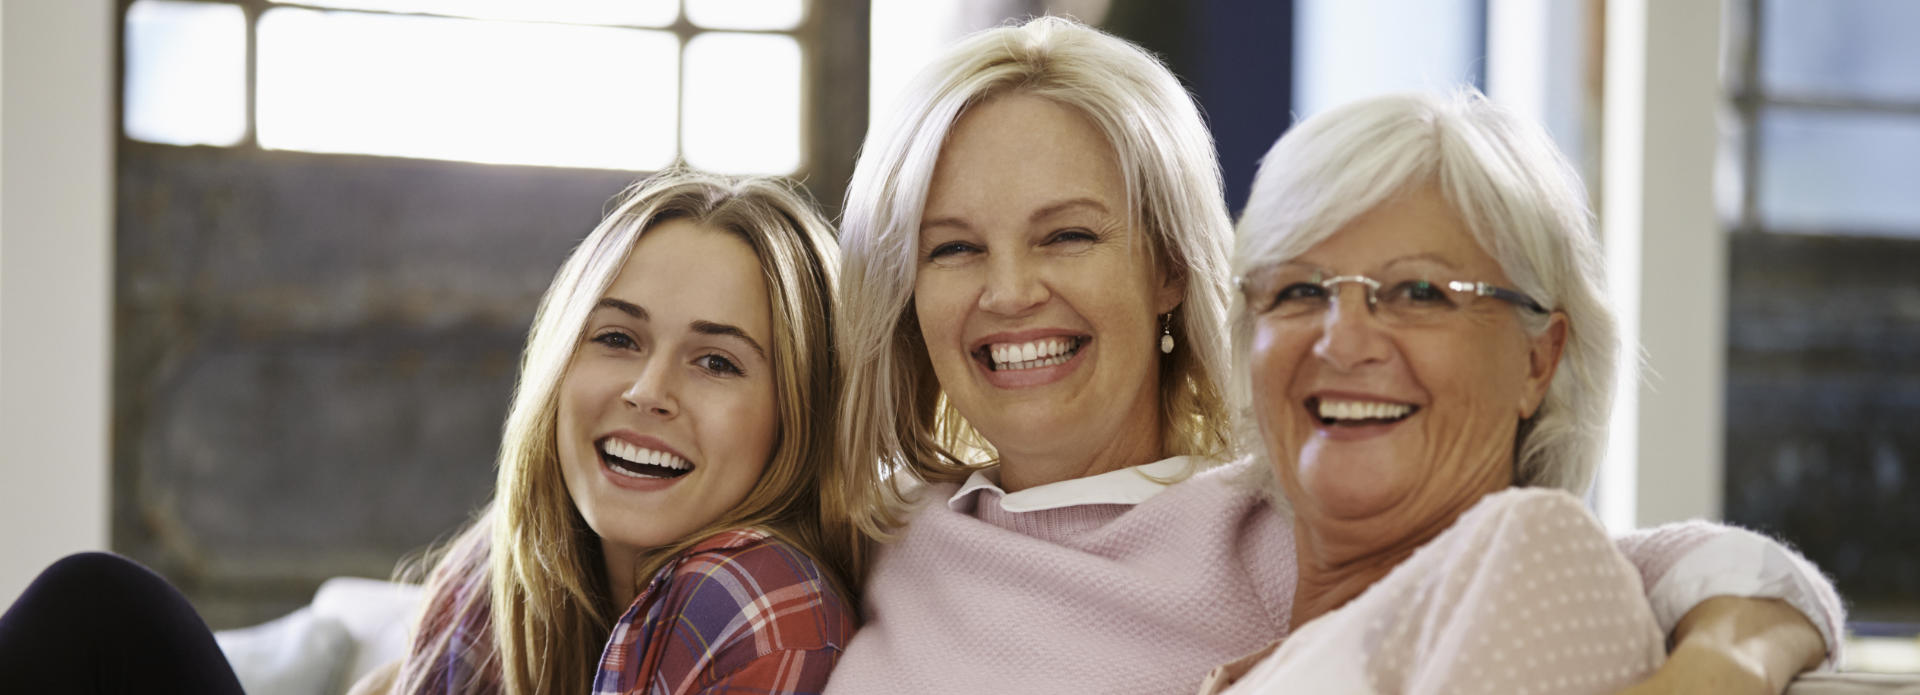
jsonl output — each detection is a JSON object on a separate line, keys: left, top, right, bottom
{"left": 947, "top": 455, "right": 1202, "bottom": 513}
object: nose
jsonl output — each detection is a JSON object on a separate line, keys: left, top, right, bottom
{"left": 1311, "top": 286, "right": 1390, "bottom": 372}
{"left": 620, "top": 357, "right": 678, "bottom": 417}
{"left": 977, "top": 251, "right": 1048, "bottom": 316}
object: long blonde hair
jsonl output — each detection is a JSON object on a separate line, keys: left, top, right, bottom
{"left": 830, "top": 17, "right": 1238, "bottom": 543}
{"left": 396, "top": 168, "right": 854, "bottom": 695}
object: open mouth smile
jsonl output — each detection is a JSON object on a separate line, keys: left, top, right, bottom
{"left": 1306, "top": 396, "right": 1420, "bottom": 427}
{"left": 598, "top": 437, "right": 694, "bottom": 479}
{"left": 975, "top": 336, "right": 1088, "bottom": 372}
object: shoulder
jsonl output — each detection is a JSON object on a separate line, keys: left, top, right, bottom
{"left": 1386, "top": 488, "right": 1623, "bottom": 599}
{"left": 659, "top": 528, "right": 855, "bottom": 654}
{"left": 1453, "top": 486, "right": 1605, "bottom": 542}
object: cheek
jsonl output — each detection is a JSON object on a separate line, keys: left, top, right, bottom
{"left": 1415, "top": 332, "right": 1528, "bottom": 423}
{"left": 701, "top": 382, "right": 781, "bottom": 486}
{"left": 1248, "top": 324, "right": 1310, "bottom": 457}
{"left": 912, "top": 276, "right": 964, "bottom": 350}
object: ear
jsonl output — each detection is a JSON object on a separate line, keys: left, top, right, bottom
{"left": 1521, "top": 311, "right": 1569, "bottom": 419}
{"left": 1153, "top": 259, "right": 1186, "bottom": 316}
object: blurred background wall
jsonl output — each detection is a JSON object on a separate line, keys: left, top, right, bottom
{"left": 0, "top": 0, "right": 1914, "bottom": 660}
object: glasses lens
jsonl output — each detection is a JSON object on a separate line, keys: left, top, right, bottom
{"left": 1244, "top": 266, "right": 1327, "bottom": 317}
{"left": 1375, "top": 277, "right": 1458, "bottom": 325}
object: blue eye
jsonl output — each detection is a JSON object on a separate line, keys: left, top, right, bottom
{"left": 1047, "top": 228, "right": 1098, "bottom": 245}
{"left": 696, "top": 354, "right": 743, "bottom": 376}
{"left": 1388, "top": 280, "right": 1453, "bottom": 305}
{"left": 926, "top": 241, "right": 980, "bottom": 260}
{"left": 1270, "top": 282, "right": 1327, "bottom": 310}
{"left": 591, "top": 331, "right": 637, "bottom": 350}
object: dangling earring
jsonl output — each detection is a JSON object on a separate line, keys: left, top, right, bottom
{"left": 1160, "top": 312, "right": 1175, "bottom": 354}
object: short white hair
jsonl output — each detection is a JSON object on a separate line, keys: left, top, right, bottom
{"left": 1231, "top": 89, "right": 1618, "bottom": 495}
{"left": 834, "top": 16, "right": 1238, "bottom": 536}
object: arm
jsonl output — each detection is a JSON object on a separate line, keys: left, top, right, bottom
{"left": 1616, "top": 596, "right": 1826, "bottom": 695}
{"left": 1614, "top": 520, "right": 1844, "bottom": 692}
{"left": 699, "top": 648, "right": 843, "bottom": 695}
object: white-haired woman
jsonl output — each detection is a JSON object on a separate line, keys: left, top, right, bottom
{"left": 1201, "top": 90, "right": 1841, "bottom": 694}
{"left": 823, "top": 16, "right": 1837, "bottom": 695}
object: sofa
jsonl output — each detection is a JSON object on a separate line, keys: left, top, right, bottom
{"left": 215, "top": 578, "right": 1920, "bottom": 695}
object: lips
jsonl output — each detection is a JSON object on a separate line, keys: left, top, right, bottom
{"left": 1305, "top": 395, "right": 1420, "bottom": 426}
{"left": 598, "top": 436, "right": 694, "bottom": 480}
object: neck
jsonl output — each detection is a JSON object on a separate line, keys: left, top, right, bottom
{"left": 996, "top": 394, "right": 1166, "bottom": 492}
{"left": 1288, "top": 522, "right": 1436, "bottom": 630}
{"left": 998, "top": 382, "right": 1159, "bottom": 491}
{"left": 601, "top": 539, "right": 638, "bottom": 611}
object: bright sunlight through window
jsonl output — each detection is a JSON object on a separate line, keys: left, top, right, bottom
{"left": 686, "top": 0, "right": 805, "bottom": 31}
{"left": 256, "top": 8, "right": 678, "bottom": 170}
{"left": 682, "top": 33, "right": 803, "bottom": 175}
{"left": 265, "top": 0, "right": 678, "bottom": 28}
{"left": 124, "top": 0, "right": 248, "bottom": 147}
{"left": 123, "top": 1, "right": 811, "bottom": 174}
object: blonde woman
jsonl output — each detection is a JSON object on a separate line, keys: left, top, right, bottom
{"left": 355, "top": 168, "right": 859, "bottom": 694}
{"left": 821, "top": 16, "right": 1838, "bottom": 695}
{"left": 0, "top": 170, "right": 857, "bottom": 694}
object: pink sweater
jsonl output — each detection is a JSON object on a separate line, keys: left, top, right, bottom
{"left": 823, "top": 458, "right": 1843, "bottom": 694}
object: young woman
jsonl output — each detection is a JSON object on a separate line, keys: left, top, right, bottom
{"left": 0, "top": 168, "right": 857, "bottom": 695}
{"left": 366, "top": 168, "right": 859, "bottom": 695}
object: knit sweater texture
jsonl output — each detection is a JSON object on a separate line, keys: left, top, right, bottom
{"left": 822, "top": 457, "right": 1843, "bottom": 695}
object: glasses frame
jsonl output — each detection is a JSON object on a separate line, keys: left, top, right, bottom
{"left": 1237, "top": 271, "right": 1551, "bottom": 319}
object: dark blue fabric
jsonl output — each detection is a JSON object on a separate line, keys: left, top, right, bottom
{"left": 0, "top": 552, "right": 245, "bottom": 694}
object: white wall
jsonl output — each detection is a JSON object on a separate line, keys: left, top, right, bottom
{"left": 1601, "top": 0, "right": 1726, "bottom": 528}
{"left": 0, "top": 0, "right": 114, "bottom": 604}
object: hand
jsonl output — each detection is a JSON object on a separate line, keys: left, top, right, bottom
{"left": 1617, "top": 596, "right": 1826, "bottom": 695}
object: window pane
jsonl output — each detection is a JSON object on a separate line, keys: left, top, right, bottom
{"left": 1759, "top": 108, "right": 1920, "bottom": 234}
{"left": 265, "top": 0, "right": 676, "bottom": 26}
{"left": 682, "top": 33, "right": 802, "bottom": 175}
{"left": 1761, "top": 0, "right": 1920, "bottom": 103}
{"left": 257, "top": 9, "right": 678, "bottom": 170}
{"left": 124, "top": 0, "right": 247, "bottom": 146}
{"left": 686, "top": 0, "right": 804, "bottom": 30}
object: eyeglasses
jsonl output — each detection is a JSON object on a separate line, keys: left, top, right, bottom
{"left": 1237, "top": 267, "right": 1549, "bottom": 326}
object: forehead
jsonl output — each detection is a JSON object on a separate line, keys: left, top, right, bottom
{"left": 1294, "top": 185, "right": 1501, "bottom": 275}
{"left": 923, "top": 93, "right": 1125, "bottom": 219}
{"left": 606, "top": 218, "right": 771, "bottom": 336}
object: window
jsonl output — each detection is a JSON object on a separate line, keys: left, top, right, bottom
{"left": 123, "top": 0, "right": 808, "bottom": 173}
{"left": 1721, "top": 0, "right": 1920, "bottom": 647}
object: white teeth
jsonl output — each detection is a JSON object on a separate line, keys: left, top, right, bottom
{"left": 988, "top": 337, "right": 1080, "bottom": 372}
{"left": 600, "top": 439, "right": 690, "bottom": 472}
{"left": 1316, "top": 399, "right": 1413, "bottom": 422}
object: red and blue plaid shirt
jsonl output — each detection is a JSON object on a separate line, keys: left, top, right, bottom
{"left": 590, "top": 528, "right": 854, "bottom": 695}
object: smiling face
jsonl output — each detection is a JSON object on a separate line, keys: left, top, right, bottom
{"left": 1248, "top": 184, "right": 1565, "bottom": 545}
{"left": 556, "top": 218, "right": 778, "bottom": 564}
{"left": 913, "top": 93, "right": 1182, "bottom": 490}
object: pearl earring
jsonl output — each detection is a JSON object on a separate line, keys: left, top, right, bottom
{"left": 1160, "top": 313, "right": 1175, "bottom": 354}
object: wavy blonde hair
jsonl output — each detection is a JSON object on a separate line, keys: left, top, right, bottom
{"left": 395, "top": 167, "right": 854, "bottom": 695}
{"left": 828, "top": 16, "right": 1238, "bottom": 544}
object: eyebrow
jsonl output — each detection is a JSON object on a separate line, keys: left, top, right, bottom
{"left": 596, "top": 297, "right": 647, "bottom": 320}
{"left": 691, "top": 320, "right": 768, "bottom": 359}
{"left": 593, "top": 298, "right": 768, "bottom": 359}
{"left": 1379, "top": 253, "right": 1462, "bottom": 272}
{"left": 919, "top": 197, "right": 1113, "bottom": 233}
{"left": 1279, "top": 252, "right": 1462, "bottom": 274}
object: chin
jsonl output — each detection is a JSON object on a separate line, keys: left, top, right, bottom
{"left": 1296, "top": 449, "right": 1408, "bottom": 521}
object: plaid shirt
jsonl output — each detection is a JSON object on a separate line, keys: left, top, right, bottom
{"left": 591, "top": 528, "right": 854, "bottom": 695}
